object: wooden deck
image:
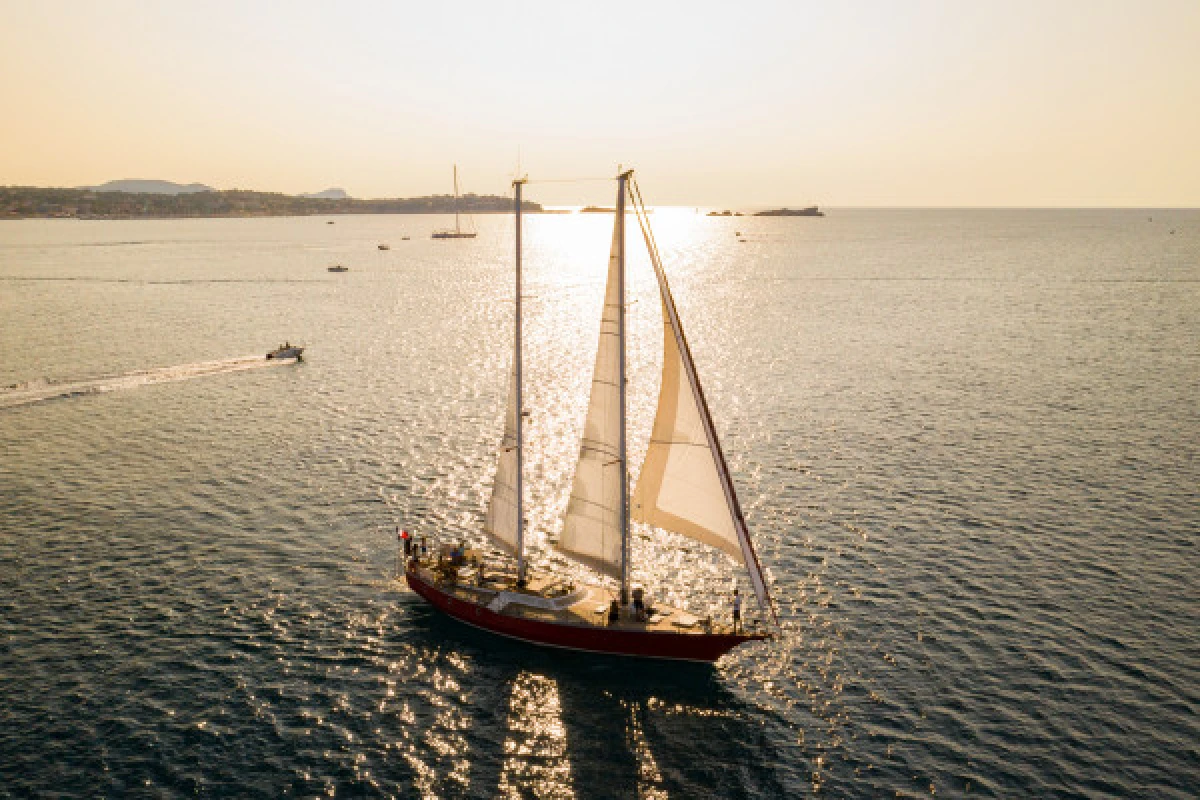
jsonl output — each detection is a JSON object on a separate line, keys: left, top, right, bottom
{"left": 408, "top": 559, "right": 748, "bottom": 637}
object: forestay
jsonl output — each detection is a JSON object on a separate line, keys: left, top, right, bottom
{"left": 630, "top": 199, "right": 775, "bottom": 619}
{"left": 557, "top": 224, "right": 625, "bottom": 578}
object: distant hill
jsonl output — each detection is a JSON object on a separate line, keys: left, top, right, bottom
{"left": 88, "top": 179, "right": 214, "bottom": 195}
{"left": 299, "top": 188, "right": 348, "bottom": 199}
{"left": 1, "top": 185, "right": 541, "bottom": 218}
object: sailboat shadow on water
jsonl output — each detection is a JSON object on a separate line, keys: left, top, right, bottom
{"left": 400, "top": 599, "right": 794, "bottom": 798}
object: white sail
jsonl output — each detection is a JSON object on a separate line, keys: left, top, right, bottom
{"left": 631, "top": 211, "right": 775, "bottom": 618}
{"left": 557, "top": 222, "right": 625, "bottom": 578}
{"left": 483, "top": 363, "right": 520, "bottom": 555}
{"left": 632, "top": 305, "right": 741, "bottom": 558}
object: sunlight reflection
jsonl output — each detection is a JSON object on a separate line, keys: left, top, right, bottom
{"left": 497, "top": 671, "right": 574, "bottom": 800}
{"left": 394, "top": 645, "right": 473, "bottom": 799}
{"left": 624, "top": 701, "right": 668, "bottom": 800}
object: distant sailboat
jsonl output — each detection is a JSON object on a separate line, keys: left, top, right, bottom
{"left": 431, "top": 165, "right": 477, "bottom": 239}
{"left": 405, "top": 169, "right": 777, "bottom": 662}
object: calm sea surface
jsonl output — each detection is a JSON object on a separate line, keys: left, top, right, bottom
{"left": 1, "top": 209, "right": 1197, "bottom": 798}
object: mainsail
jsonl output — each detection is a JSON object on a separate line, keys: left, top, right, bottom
{"left": 630, "top": 196, "right": 775, "bottom": 619}
{"left": 557, "top": 223, "right": 625, "bottom": 578}
{"left": 483, "top": 363, "right": 520, "bottom": 556}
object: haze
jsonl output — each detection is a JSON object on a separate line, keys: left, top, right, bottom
{"left": 2, "top": 0, "right": 1197, "bottom": 207}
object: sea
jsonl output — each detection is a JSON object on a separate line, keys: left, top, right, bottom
{"left": 1, "top": 208, "right": 1196, "bottom": 798}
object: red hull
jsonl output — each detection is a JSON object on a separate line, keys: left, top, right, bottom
{"left": 406, "top": 570, "right": 765, "bottom": 663}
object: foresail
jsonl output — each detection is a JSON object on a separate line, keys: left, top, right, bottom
{"left": 557, "top": 222, "right": 624, "bottom": 578}
{"left": 632, "top": 305, "right": 741, "bottom": 560}
{"left": 630, "top": 208, "right": 775, "bottom": 620}
{"left": 483, "top": 363, "right": 520, "bottom": 555}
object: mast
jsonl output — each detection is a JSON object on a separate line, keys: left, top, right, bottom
{"left": 617, "top": 169, "right": 632, "bottom": 602}
{"left": 453, "top": 165, "right": 461, "bottom": 235}
{"left": 514, "top": 177, "right": 527, "bottom": 583}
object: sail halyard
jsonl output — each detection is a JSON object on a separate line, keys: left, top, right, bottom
{"left": 617, "top": 170, "right": 631, "bottom": 600}
{"left": 482, "top": 180, "right": 527, "bottom": 565}
{"left": 628, "top": 180, "right": 778, "bottom": 624}
{"left": 514, "top": 179, "right": 526, "bottom": 579}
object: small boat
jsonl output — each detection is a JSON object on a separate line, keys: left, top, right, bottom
{"left": 266, "top": 343, "right": 304, "bottom": 360}
{"left": 378, "top": 244, "right": 390, "bottom": 250}
{"left": 328, "top": 265, "right": 349, "bottom": 272}
{"left": 431, "top": 165, "right": 478, "bottom": 239}
{"left": 405, "top": 170, "right": 777, "bottom": 663}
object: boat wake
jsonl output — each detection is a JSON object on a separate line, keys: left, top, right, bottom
{"left": 0, "top": 355, "right": 296, "bottom": 410}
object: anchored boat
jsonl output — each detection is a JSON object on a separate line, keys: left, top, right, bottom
{"left": 406, "top": 169, "right": 776, "bottom": 662}
{"left": 430, "top": 164, "right": 477, "bottom": 239}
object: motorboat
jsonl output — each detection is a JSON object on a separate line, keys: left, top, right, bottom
{"left": 266, "top": 343, "right": 304, "bottom": 360}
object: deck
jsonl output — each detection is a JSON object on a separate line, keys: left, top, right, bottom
{"left": 406, "top": 559, "right": 752, "bottom": 637}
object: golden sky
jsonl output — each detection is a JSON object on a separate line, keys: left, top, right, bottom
{"left": 1, "top": 0, "right": 1197, "bottom": 206}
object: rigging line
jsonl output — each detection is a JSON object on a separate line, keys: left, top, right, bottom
{"left": 629, "top": 180, "right": 659, "bottom": 265}
{"left": 631, "top": 178, "right": 667, "bottom": 271}
{"left": 521, "top": 176, "right": 615, "bottom": 185}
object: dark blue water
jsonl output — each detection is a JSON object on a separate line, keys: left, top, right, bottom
{"left": 1, "top": 210, "right": 1197, "bottom": 797}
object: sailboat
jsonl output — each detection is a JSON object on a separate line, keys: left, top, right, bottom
{"left": 430, "top": 164, "right": 477, "bottom": 239}
{"left": 406, "top": 169, "right": 776, "bottom": 662}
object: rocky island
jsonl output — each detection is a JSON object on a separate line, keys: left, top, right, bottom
{"left": 754, "top": 206, "right": 824, "bottom": 217}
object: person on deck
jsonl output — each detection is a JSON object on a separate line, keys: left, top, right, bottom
{"left": 607, "top": 599, "right": 620, "bottom": 626}
{"left": 400, "top": 529, "right": 411, "bottom": 558}
{"left": 632, "top": 588, "right": 646, "bottom": 622}
{"left": 732, "top": 588, "right": 743, "bottom": 633}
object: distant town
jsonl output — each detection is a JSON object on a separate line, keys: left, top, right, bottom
{"left": 0, "top": 180, "right": 542, "bottom": 219}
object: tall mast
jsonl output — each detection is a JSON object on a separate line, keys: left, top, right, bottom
{"left": 513, "top": 177, "right": 527, "bottom": 583}
{"left": 616, "top": 169, "right": 632, "bottom": 602}
{"left": 454, "top": 165, "right": 461, "bottom": 235}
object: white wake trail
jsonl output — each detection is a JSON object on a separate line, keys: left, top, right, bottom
{"left": 0, "top": 355, "right": 297, "bottom": 410}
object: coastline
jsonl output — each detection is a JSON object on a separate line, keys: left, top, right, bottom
{"left": 0, "top": 186, "right": 542, "bottom": 221}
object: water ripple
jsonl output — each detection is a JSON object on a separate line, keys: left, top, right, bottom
{"left": 1, "top": 210, "right": 1197, "bottom": 797}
